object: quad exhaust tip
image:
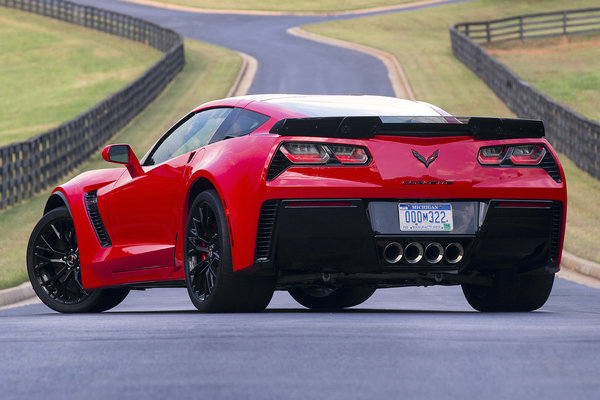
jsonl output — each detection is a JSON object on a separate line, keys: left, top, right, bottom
{"left": 383, "top": 242, "right": 403, "bottom": 264}
{"left": 425, "top": 242, "right": 444, "bottom": 264}
{"left": 404, "top": 242, "right": 424, "bottom": 264}
{"left": 382, "top": 241, "right": 464, "bottom": 265}
{"left": 444, "top": 242, "right": 464, "bottom": 264}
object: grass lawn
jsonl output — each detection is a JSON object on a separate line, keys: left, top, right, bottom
{"left": 487, "top": 35, "right": 600, "bottom": 123}
{"left": 305, "top": 0, "right": 600, "bottom": 262}
{"left": 0, "top": 7, "right": 161, "bottom": 146}
{"left": 0, "top": 39, "right": 241, "bottom": 290}
{"left": 143, "top": 0, "right": 418, "bottom": 12}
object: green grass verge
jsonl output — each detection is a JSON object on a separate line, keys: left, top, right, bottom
{"left": 488, "top": 35, "right": 600, "bottom": 123}
{"left": 561, "top": 155, "right": 600, "bottom": 263}
{"left": 0, "top": 7, "right": 161, "bottom": 146}
{"left": 147, "top": 0, "right": 417, "bottom": 12}
{"left": 305, "top": 0, "right": 600, "bottom": 263}
{"left": 0, "top": 39, "right": 241, "bottom": 290}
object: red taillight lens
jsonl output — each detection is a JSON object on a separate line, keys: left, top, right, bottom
{"left": 279, "top": 142, "right": 370, "bottom": 165}
{"left": 478, "top": 144, "right": 546, "bottom": 166}
{"left": 478, "top": 146, "right": 507, "bottom": 165}
{"left": 329, "top": 145, "right": 369, "bottom": 164}
{"left": 510, "top": 145, "right": 546, "bottom": 165}
{"left": 280, "top": 143, "right": 330, "bottom": 164}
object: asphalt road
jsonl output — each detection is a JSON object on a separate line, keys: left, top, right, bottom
{"left": 69, "top": 0, "right": 465, "bottom": 95}
{"left": 3, "top": 0, "right": 599, "bottom": 398}
{"left": 2, "top": 279, "right": 600, "bottom": 399}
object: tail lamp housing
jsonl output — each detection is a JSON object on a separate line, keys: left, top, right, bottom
{"left": 280, "top": 142, "right": 370, "bottom": 165}
{"left": 267, "top": 142, "right": 371, "bottom": 181}
{"left": 478, "top": 144, "right": 546, "bottom": 166}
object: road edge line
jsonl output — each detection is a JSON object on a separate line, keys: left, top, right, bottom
{"left": 287, "top": 26, "right": 415, "bottom": 100}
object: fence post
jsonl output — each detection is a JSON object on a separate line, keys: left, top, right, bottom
{"left": 486, "top": 22, "right": 491, "bottom": 43}
{"left": 563, "top": 11, "right": 567, "bottom": 35}
{"left": 519, "top": 16, "right": 523, "bottom": 40}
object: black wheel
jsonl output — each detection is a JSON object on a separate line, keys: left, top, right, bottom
{"left": 184, "top": 190, "right": 274, "bottom": 312}
{"left": 289, "top": 286, "right": 376, "bottom": 310}
{"left": 462, "top": 272, "right": 554, "bottom": 312}
{"left": 27, "top": 207, "right": 129, "bottom": 313}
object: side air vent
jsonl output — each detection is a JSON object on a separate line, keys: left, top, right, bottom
{"left": 266, "top": 149, "right": 292, "bottom": 181}
{"left": 84, "top": 191, "right": 112, "bottom": 247}
{"left": 550, "top": 201, "right": 562, "bottom": 264}
{"left": 254, "top": 200, "right": 279, "bottom": 261}
{"left": 540, "top": 151, "right": 561, "bottom": 182}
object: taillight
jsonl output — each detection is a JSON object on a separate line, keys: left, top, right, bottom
{"left": 329, "top": 145, "right": 369, "bottom": 164}
{"left": 510, "top": 145, "right": 546, "bottom": 165}
{"left": 280, "top": 143, "right": 330, "bottom": 164}
{"left": 478, "top": 146, "right": 507, "bottom": 165}
{"left": 278, "top": 142, "right": 370, "bottom": 165}
{"left": 478, "top": 144, "right": 546, "bottom": 166}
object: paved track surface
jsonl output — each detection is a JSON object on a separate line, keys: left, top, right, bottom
{"left": 3, "top": 0, "right": 599, "bottom": 398}
{"left": 70, "top": 0, "right": 462, "bottom": 95}
{"left": 2, "top": 279, "right": 600, "bottom": 399}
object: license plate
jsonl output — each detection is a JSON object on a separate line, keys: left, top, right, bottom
{"left": 398, "top": 203, "right": 453, "bottom": 231}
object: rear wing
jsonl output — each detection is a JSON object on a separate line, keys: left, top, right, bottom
{"left": 269, "top": 116, "right": 545, "bottom": 140}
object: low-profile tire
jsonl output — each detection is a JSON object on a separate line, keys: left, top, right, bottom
{"left": 289, "top": 286, "right": 376, "bottom": 310}
{"left": 462, "top": 272, "right": 554, "bottom": 312}
{"left": 88, "top": 288, "right": 130, "bottom": 312}
{"left": 184, "top": 190, "right": 274, "bottom": 312}
{"left": 27, "top": 207, "right": 129, "bottom": 313}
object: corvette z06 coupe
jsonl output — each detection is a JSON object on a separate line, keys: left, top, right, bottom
{"left": 27, "top": 95, "right": 566, "bottom": 313}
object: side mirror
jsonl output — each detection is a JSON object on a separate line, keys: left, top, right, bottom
{"left": 102, "top": 144, "right": 144, "bottom": 178}
{"left": 103, "top": 144, "right": 130, "bottom": 164}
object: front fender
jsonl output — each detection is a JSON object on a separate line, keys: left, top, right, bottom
{"left": 48, "top": 168, "right": 125, "bottom": 288}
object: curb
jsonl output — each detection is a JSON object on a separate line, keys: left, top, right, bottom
{"left": 226, "top": 51, "right": 258, "bottom": 98}
{"left": 0, "top": 282, "right": 36, "bottom": 309}
{"left": 561, "top": 250, "right": 600, "bottom": 281}
{"left": 287, "top": 27, "right": 415, "bottom": 100}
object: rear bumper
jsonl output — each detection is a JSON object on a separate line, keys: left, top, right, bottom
{"left": 253, "top": 199, "right": 563, "bottom": 281}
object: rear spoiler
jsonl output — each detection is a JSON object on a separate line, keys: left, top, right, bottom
{"left": 269, "top": 116, "right": 545, "bottom": 140}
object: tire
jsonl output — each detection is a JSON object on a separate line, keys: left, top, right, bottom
{"left": 289, "top": 286, "right": 376, "bottom": 310}
{"left": 462, "top": 272, "right": 554, "bottom": 312}
{"left": 27, "top": 207, "right": 129, "bottom": 313}
{"left": 184, "top": 190, "right": 274, "bottom": 312}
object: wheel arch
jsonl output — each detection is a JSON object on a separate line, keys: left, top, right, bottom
{"left": 187, "top": 176, "right": 219, "bottom": 211}
{"left": 44, "top": 191, "right": 71, "bottom": 215}
{"left": 178, "top": 174, "right": 235, "bottom": 269}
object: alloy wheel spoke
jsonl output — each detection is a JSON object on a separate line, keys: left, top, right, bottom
{"left": 190, "top": 258, "right": 209, "bottom": 276}
{"left": 50, "top": 224, "right": 61, "bottom": 240}
{"left": 41, "top": 235, "right": 66, "bottom": 255}
{"left": 34, "top": 261, "right": 51, "bottom": 270}
{"left": 59, "top": 269, "right": 73, "bottom": 285}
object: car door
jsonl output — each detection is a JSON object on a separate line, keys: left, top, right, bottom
{"left": 103, "top": 107, "right": 233, "bottom": 272}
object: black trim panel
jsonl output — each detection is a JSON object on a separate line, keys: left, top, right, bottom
{"left": 84, "top": 191, "right": 112, "bottom": 248}
{"left": 270, "top": 116, "right": 545, "bottom": 140}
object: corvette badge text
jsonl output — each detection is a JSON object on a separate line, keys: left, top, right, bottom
{"left": 402, "top": 181, "right": 453, "bottom": 185}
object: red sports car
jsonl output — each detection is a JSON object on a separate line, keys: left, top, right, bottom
{"left": 27, "top": 95, "right": 566, "bottom": 313}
